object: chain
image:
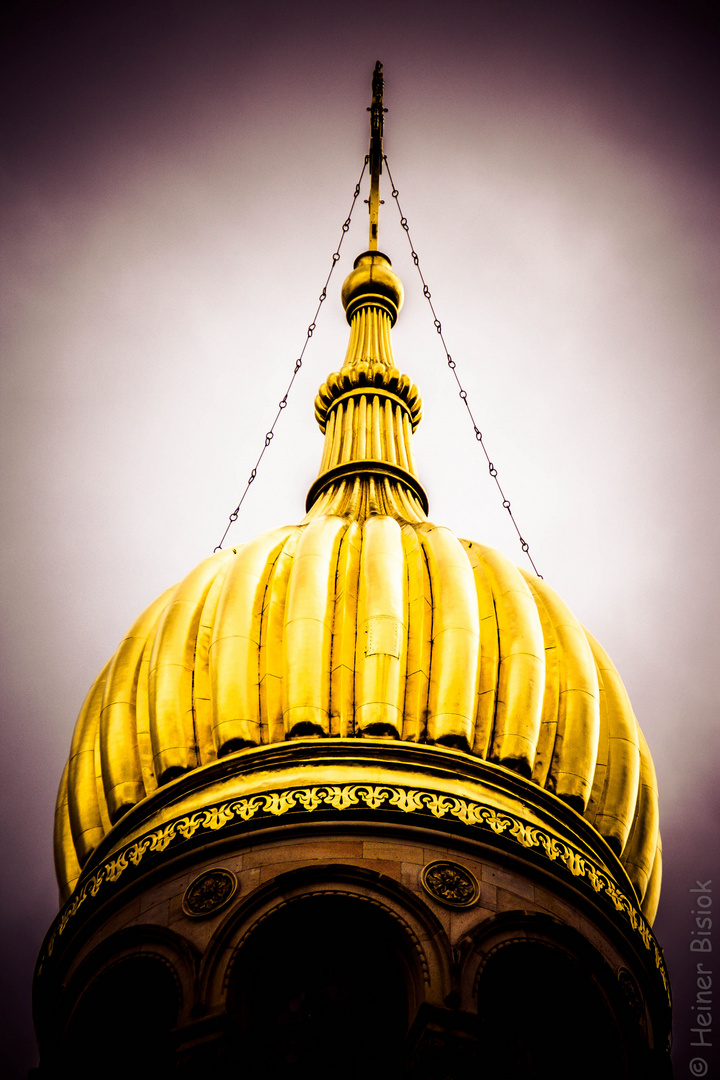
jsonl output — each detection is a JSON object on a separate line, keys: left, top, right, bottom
{"left": 383, "top": 156, "right": 542, "bottom": 578}
{"left": 214, "top": 158, "right": 369, "bottom": 551}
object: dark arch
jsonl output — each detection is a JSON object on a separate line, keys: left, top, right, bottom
{"left": 476, "top": 938, "right": 627, "bottom": 1079}
{"left": 226, "top": 892, "right": 410, "bottom": 1079}
{"left": 200, "top": 862, "right": 450, "bottom": 1011}
{"left": 58, "top": 953, "right": 180, "bottom": 1080}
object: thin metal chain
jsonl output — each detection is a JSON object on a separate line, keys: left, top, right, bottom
{"left": 214, "top": 158, "right": 369, "bottom": 551}
{"left": 383, "top": 155, "right": 542, "bottom": 578}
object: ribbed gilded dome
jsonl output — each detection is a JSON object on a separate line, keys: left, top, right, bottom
{"left": 54, "top": 250, "right": 661, "bottom": 927}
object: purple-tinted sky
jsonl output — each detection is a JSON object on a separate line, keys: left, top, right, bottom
{"left": 2, "top": 0, "right": 719, "bottom": 1073}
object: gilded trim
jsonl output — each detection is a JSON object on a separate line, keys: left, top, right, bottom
{"left": 345, "top": 293, "right": 398, "bottom": 324}
{"left": 325, "top": 386, "right": 414, "bottom": 421}
{"left": 306, "top": 460, "right": 429, "bottom": 513}
{"left": 38, "top": 782, "right": 669, "bottom": 1002}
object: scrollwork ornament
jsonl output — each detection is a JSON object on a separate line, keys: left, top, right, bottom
{"left": 421, "top": 860, "right": 480, "bottom": 908}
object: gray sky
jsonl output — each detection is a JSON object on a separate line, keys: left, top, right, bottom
{"left": 2, "top": 0, "right": 719, "bottom": 1073}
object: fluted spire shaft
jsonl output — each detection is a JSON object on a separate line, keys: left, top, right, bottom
{"left": 305, "top": 251, "right": 427, "bottom": 522}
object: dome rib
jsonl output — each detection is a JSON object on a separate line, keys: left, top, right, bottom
{"left": 476, "top": 546, "right": 544, "bottom": 777}
{"left": 585, "top": 650, "right": 611, "bottom": 838}
{"left": 68, "top": 661, "right": 112, "bottom": 866}
{"left": 462, "top": 542, "right": 500, "bottom": 761}
{"left": 193, "top": 557, "right": 235, "bottom": 767}
{"left": 643, "top": 836, "right": 662, "bottom": 924}
{"left": 519, "top": 573, "right": 559, "bottom": 791}
{"left": 421, "top": 524, "right": 480, "bottom": 749}
{"left": 53, "top": 761, "right": 81, "bottom": 902}
{"left": 149, "top": 556, "right": 227, "bottom": 784}
{"left": 210, "top": 528, "right": 296, "bottom": 755}
{"left": 585, "top": 631, "right": 641, "bottom": 855}
{"left": 283, "top": 518, "right": 345, "bottom": 738}
{"left": 260, "top": 531, "right": 299, "bottom": 745}
{"left": 622, "top": 729, "right": 660, "bottom": 903}
{"left": 355, "top": 516, "right": 407, "bottom": 737}
{"left": 101, "top": 632, "right": 148, "bottom": 823}
{"left": 523, "top": 575, "right": 600, "bottom": 813}
{"left": 133, "top": 633, "right": 156, "bottom": 793}
{"left": 99, "top": 589, "right": 171, "bottom": 821}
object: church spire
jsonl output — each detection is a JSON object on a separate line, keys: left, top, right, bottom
{"left": 305, "top": 64, "right": 428, "bottom": 522}
{"left": 368, "top": 60, "right": 385, "bottom": 250}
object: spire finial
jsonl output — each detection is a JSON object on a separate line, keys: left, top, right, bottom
{"left": 303, "top": 63, "right": 427, "bottom": 522}
{"left": 368, "top": 61, "right": 385, "bottom": 251}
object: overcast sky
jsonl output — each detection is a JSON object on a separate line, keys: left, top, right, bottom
{"left": 2, "top": 0, "right": 719, "bottom": 1073}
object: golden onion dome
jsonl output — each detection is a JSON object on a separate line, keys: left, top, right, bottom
{"left": 54, "top": 250, "right": 661, "bottom": 927}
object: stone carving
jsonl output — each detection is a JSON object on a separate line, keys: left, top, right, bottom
{"left": 182, "top": 868, "right": 237, "bottom": 918}
{"left": 422, "top": 861, "right": 479, "bottom": 908}
{"left": 618, "top": 967, "right": 644, "bottom": 1023}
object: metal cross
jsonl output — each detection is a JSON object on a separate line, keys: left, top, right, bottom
{"left": 368, "top": 61, "right": 385, "bottom": 250}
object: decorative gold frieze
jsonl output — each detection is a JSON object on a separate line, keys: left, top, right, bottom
{"left": 40, "top": 781, "right": 670, "bottom": 1004}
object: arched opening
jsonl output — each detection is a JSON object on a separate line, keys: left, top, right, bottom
{"left": 59, "top": 954, "right": 179, "bottom": 1079}
{"left": 477, "top": 941, "right": 626, "bottom": 1079}
{"left": 226, "top": 894, "right": 410, "bottom": 1078}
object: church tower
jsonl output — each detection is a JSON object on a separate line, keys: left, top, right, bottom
{"left": 33, "top": 65, "right": 672, "bottom": 1079}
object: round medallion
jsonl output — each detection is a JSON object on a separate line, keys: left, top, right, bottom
{"left": 618, "top": 967, "right": 644, "bottom": 1023}
{"left": 421, "top": 861, "right": 479, "bottom": 908}
{"left": 182, "top": 868, "right": 238, "bottom": 918}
